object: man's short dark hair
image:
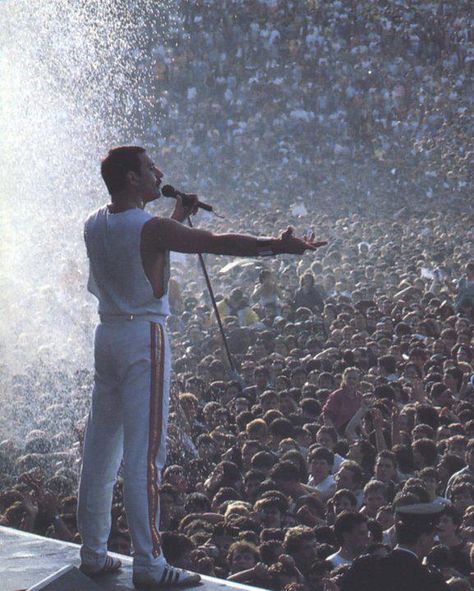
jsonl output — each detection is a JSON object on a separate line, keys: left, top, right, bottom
{"left": 260, "top": 528, "right": 285, "bottom": 542}
{"left": 441, "top": 505, "right": 462, "bottom": 527}
{"left": 260, "top": 540, "right": 284, "bottom": 564}
{"left": 227, "top": 541, "right": 260, "bottom": 563}
{"left": 160, "top": 483, "right": 179, "bottom": 499}
{"left": 301, "top": 398, "right": 321, "bottom": 416}
{"left": 161, "top": 532, "right": 194, "bottom": 563}
{"left": 444, "top": 367, "right": 464, "bottom": 391}
{"left": 251, "top": 451, "right": 278, "bottom": 471}
{"left": 316, "top": 425, "right": 338, "bottom": 444}
{"left": 334, "top": 511, "right": 368, "bottom": 545}
{"left": 244, "top": 470, "right": 266, "bottom": 485}
{"left": 395, "top": 512, "right": 438, "bottom": 546}
{"left": 101, "top": 146, "right": 145, "bottom": 196}
{"left": 367, "top": 519, "right": 384, "bottom": 543}
{"left": 196, "top": 433, "right": 214, "bottom": 447}
{"left": 376, "top": 450, "right": 397, "bottom": 467}
{"left": 332, "top": 489, "right": 357, "bottom": 508}
{"left": 269, "top": 418, "right": 294, "bottom": 438}
{"left": 270, "top": 461, "right": 300, "bottom": 483}
{"left": 412, "top": 438, "right": 438, "bottom": 467}
{"left": 378, "top": 355, "right": 397, "bottom": 375}
{"left": 338, "top": 460, "right": 364, "bottom": 486}
{"left": 212, "top": 487, "right": 242, "bottom": 509}
{"left": 283, "top": 526, "right": 316, "bottom": 554}
{"left": 185, "top": 492, "right": 211, "bottom": 513}
{"left": 309, "top": 446, "right": 334, "bottom": 467}
{"left": 373, "top": 384, "right": 396, "bottom": 401}
{"left": 254, "top": 495, "right": 288, "bottom": 514}
{"left": 261, "top": 390, "right": 279, "bottom": 405}
{"left": 451, "top": 482, "right": 474, "bottom": 501}
{"left": 415, "top": 405, "right": 439, "bottom": 431}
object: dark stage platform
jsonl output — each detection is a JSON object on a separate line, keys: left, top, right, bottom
{"left": 0, "top": 526, "right": 257, "bottom": 591}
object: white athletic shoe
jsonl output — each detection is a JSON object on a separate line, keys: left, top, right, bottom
{"left": 133, "top": 565, "right": 201, "bottom": 589}
{"left": 80, "top": 554, "right": 122, "bottom": 577}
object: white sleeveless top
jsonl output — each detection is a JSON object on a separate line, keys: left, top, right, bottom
{"left": 84, "top": 206, "right": 170, "bottom": 317}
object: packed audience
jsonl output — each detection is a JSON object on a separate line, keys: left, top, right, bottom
{"left": 1, "top": 0, "right": 474, "bottom": 590}
{"left": 150, "top": 0, "right": 472, "bottom": 218}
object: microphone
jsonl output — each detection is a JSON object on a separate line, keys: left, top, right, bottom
{"left": 161, "top": 184, "right": 213, "bottom": 213}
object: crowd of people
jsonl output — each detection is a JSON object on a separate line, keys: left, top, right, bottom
{"left": 1, "top": 0, "right": 474, "bottom": 590}
{"left": 149, "top": 0, "right": 472, "bottom": 218}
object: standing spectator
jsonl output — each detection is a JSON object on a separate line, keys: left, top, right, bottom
{"left": 455, "top": 262, "right": 474, "bottom": 316}
{"left": 326, "top": 512, "right": 369, "bottom": 567}
{"left": 323, "top": 368, "right": 363, "bottom": 435}
{"left": 293, "top": 273, "right": 325, "bottom": 314}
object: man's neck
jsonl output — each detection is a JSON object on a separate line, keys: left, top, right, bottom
{"left": 313, "top": 473, "right": 330, "bottom": 485}
{"left": 110, "top": 192, "right": 145, "bottom": 212}
{"left": 339, "top": 545, "right": 358, "bottom": 561}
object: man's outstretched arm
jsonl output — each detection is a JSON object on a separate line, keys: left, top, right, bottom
{"left": 142, "top": 216, "right": 327, "bottom": 257}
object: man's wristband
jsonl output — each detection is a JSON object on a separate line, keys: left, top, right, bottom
{"left": 256, "top": 239, "right": 279, "bottom": 257}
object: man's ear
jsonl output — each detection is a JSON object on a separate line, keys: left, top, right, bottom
{"left": 126, "top": 170, "right": 140, "bottom": 186}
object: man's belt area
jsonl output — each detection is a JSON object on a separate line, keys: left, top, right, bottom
{"left": 99, "top": 313, "right": 167, "bottom": 322}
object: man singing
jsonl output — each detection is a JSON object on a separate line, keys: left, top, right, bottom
{"left": 77, "top": 145, "right": 326, "bottom": 589}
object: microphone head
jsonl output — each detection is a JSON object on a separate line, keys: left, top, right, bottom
{"left": 161, "top": 184, "right": 177, "bottom": 198}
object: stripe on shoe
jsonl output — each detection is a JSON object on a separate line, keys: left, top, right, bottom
{"left": 159, "top": 567, "right": 169, "bottom": 585}
{"left": 162, "top": 567, "right": 182, "bottom": 585}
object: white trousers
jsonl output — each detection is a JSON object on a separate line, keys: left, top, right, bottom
{"left": 77, "top": 318, "right": 170, "bottom": 573}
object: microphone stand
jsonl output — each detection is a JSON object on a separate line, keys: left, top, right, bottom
{"left": 186, "top": 216, "right": 239, "bottom": 378}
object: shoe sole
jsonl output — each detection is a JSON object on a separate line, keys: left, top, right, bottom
{"left": 80, "top": 564, "right": 122, "bottom": 578}
{"left": 133, "top": 575, "right": 202, "bottom": 589}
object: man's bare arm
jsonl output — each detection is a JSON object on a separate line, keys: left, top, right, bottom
{"left": 142, "top": 217, "right": 326, "bottom": 257}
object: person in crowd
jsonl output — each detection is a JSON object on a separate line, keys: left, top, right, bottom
{"left": 322, "top": 368, "right": 363, "bottom": 435}
{"left": 307, "top": 447, "right": 336, "bottom": 502}
{"left": 293, "top": 272, "right": 325, "bottom": 314}
{"left": 436, "top": 506, "right": 471, "bottom": 576}
{"left": 455, "top": 262, "right": 474, "bottom": 316}
{"left": 340, "top": 503, "right": 449, "bottom": 590}
{"left": 326, "top": 511, "right": 369, "bottom": 567}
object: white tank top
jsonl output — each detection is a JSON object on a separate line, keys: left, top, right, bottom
{"left": 84, "top": 206, "right": 170, "bottom": 317}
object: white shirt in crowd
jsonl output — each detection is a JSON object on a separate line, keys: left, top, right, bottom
{"left": 327, "top": 550, "right": 353, "bottom": 567}
{"left": 308, "top": 474, "right": 336, "bottom": 496}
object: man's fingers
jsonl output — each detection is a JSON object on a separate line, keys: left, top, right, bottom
{"left": 305, "top": 240, "right": 328, "bottom": 250}
{"left": 182, "top": 194, "right": 199, "bottom": 214}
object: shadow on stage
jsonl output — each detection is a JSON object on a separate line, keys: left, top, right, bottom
{"left": 0, "top": 526, "right": 258, "bottom": 591}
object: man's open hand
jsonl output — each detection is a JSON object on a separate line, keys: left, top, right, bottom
{"left": 280, "top": 226, "right": 327, "bottom": 254}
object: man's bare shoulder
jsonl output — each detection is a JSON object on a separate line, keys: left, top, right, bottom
{"left": 142, "top": 216, "right": 179, "bottom": 230}
{"left": 140, "top": 215, "right": 214, "bottom": 255}
{"left": 141, "top": 216, "right": 183, "bottom": 240}
{"left": 141, "top": 216, "right": 176, "bottom": 253}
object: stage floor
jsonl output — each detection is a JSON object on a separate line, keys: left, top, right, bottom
{"left": 0, "top": 526, "right": 257, "bottom": 591}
